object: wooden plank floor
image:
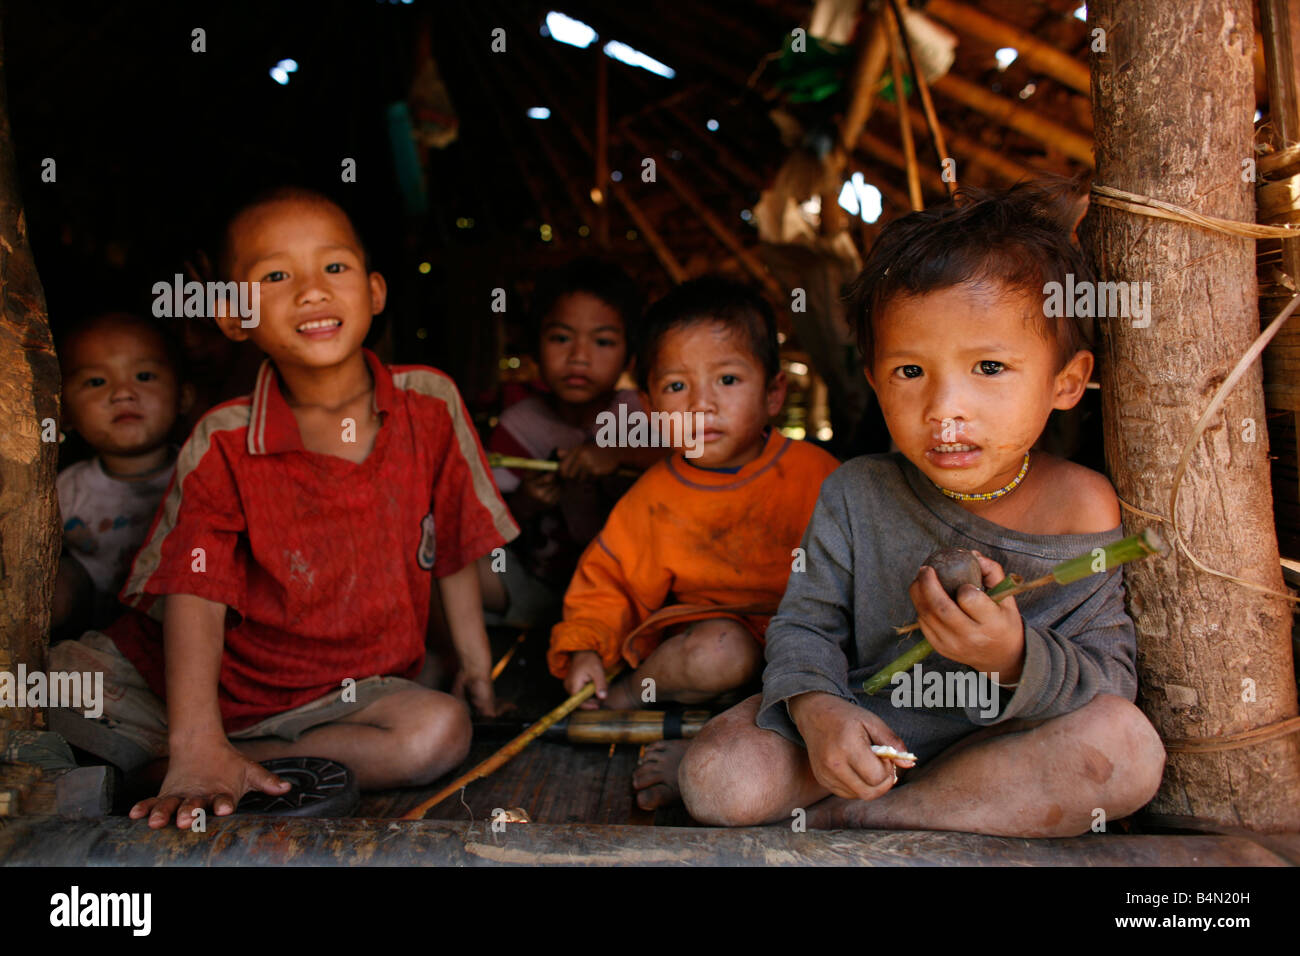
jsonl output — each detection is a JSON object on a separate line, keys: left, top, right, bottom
{"left": 358, "top": 626, "right": 694, "bottom": 825}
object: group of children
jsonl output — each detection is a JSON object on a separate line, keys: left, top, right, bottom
{"left": 48, "top": 181, "right": 1165, "bottom": 836}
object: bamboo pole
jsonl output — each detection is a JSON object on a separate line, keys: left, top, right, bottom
{"left": 873, "top": 99, "right": 1035, "bottom": 185}
{"left": 839, "top": 15, "right": 891, "bottom": 155}
{"left": 622, "top": 127, "right": 786, "bottom": 301}
{"left": 885, "top": 5, "right": 923, "bottom": 210}
{"left": 926, "top": 0, "right": 1092, "bottom": 94}
{"left": 856, "top": 132, "right": 947, "bottom": 195}
{"left": 889, "top": 0, "right": 954, "bottom": 195}
{"left": 401, "top": 666, "right": 625, "bottom": 820}
{"left": 931, "top": 73, "right": 1095, "bottom": 166}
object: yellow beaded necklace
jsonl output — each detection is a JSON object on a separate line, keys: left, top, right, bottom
{"left": 936, "top": 452, "right": 1031, "bottom": 502}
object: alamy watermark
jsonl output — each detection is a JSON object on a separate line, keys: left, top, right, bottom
{"left": 890, "top": 664, "right": 1001, "bottom": 719}
{"left": 152, "top": 274, "right": 260, "bottom": 328}
{"left": 0, "top": 665, "right": 103, "bottom": 718}
{"left": 1043, "top": 273, "right": 1151, "bottom": 327}
{"left": 594, "top": 406, "right": 705, "bottom": 458}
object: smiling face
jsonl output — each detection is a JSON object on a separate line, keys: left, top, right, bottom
{"left": 537, "top": 292, "right": 628, "bottom": 405}
{"left": 644, "top": 321, "right": 786, "bottom": 469}
{"left": 219, "top": 199, "right": 385, "bottom": 372}
{"left": 865, "top": 281, "right": 1092, "bottom": 497}
{"left": 62, "top": 317, "right": 184, "bottom": 459}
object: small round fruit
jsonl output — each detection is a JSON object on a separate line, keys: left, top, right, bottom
{"left": 922, "top": 548, "right": 984, "bottom": 598}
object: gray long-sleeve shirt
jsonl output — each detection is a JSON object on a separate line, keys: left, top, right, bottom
{"left": 757, "top": 453, "right": 1138, "bottom": 761}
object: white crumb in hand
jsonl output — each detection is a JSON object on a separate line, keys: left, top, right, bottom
{"left": 871, "top": 744, "right": 917, "bottom": 762}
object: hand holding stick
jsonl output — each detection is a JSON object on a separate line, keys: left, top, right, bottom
{"left": 862, "top": 529, "right": 1167, "bottom": 695}
{"left": 400, "top": 665, "right": 625, "bottom": 820}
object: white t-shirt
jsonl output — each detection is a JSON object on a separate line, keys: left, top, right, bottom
{"left": 57, "top": 453, "right": 177, "bottom": 603}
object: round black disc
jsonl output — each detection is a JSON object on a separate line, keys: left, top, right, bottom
{"left": 236, "top": 756, "right": 359, "bottom": 818}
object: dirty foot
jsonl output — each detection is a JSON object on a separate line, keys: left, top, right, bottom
{"left": 633, "top": 740, "right": 690, "bottom": 810}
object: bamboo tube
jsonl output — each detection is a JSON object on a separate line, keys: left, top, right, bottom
{"left": 558, "top": 709, "right": 710, "bottom": 745}
{"left": 931, "top": 73, "right": 1095, "bottom": 166}
{"left": 926, "top": 0, "right": 1092, "bottom": 94}
{"left": 839, "top": 16, "right": 891, "bottom": 154}
{"left": 862, "top": 529, "right": 1167, "bottom": 695}
{"left": 400, "top": 666, "right": 625, "bottom": 820}
{"left": 885, "top": 6, "right": 923, "bottom": 210}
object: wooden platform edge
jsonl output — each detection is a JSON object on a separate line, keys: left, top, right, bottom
{"left": 0, "top": 816, "right": 1292, "bottom": 867}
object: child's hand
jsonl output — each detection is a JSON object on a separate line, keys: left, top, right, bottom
{"left": 564, "top": 650, "right": 609, "bottom": 710}
{"left": 453, "top": 670, "right": 501, "bottom": 718}
{"left": 129, "top": 738, "right": 290, "bottom": 829}
{"left": 556, "top": 443, "right": 621, "bottom": 481}
{"left": 789, "top": 692, "right": 913, "bottom": 800}
{"left": 518, "top": 470, "right": 562, "bottom": 509}
{"left": 910, "top": 550, "right": 1025, "bottom": 683}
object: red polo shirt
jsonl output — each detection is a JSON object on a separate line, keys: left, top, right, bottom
{"left": 112, "top": 349, "right": 519, "bottom": 732}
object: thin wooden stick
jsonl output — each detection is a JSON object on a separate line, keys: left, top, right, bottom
{"left": 487, "top": 452, "right": 641, "bottom": 479}
{"left": 400, "top": 665, "right": 625, "bottom": 820}
{"left": 491, "top": 633, "right": 526, "bottom": 680}
{"left": 884, "top": 5, "right": 923, "bottom": 211}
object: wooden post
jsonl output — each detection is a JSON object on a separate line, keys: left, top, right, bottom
{"left": 1088, "top": 0, "right": 1300, "bottom": 830}
{"left": 0, "top": 16, "right": 60, "bottom": 740}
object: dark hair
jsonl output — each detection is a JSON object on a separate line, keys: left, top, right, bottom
{"left": 847, "top": 179, "right": 1094, "bottom": 370}
{"left": 218, "top": 185, "right": 369, "bottom": 280}
{"left": 635, "top": 276, "right": 779, "bottom": 392}
{"left": 530, "top": 258, "right": 644, "bottom": 355}
{"left": 58, "top": 311, "right": 186, "bottom": 380}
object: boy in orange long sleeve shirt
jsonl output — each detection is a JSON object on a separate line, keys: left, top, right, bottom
{"left": 547, "top": 277, "right": 839, "bottom": 805}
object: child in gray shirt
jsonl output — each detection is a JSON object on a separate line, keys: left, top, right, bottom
{"left": 672, "top": 182, "right": 1167, "bottom": 837}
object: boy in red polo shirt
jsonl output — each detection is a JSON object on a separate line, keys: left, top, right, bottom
{"left": 50, "top": 187, "right": 518, "bottom": 829}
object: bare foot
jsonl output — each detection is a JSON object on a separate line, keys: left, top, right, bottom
{"left": 633, "top": 740, "right": 690, "bottom": 810}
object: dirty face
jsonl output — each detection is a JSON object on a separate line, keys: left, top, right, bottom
{"left": 644, "top": 321, "right": 786, "bottom": 469}
{"left": 865, "top": 281, "right": 1091, "bottom": 497}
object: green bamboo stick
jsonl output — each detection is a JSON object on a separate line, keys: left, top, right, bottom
{"left": 862, "top": 528, "right": 1167, "bottom": 696}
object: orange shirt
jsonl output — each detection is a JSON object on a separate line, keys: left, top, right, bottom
{"left": 547, "top": 430, "right": 840, "bottom": 678}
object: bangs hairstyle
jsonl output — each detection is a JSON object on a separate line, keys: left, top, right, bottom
{"left": 636, "top": 276, "right": 779, "bottom": 392}
{"left": 218, "top": 185, "right": 370, "bottom": 281}
{"left": 529, "top": 258, "right": 644, "bottom": 356}
{"left": 847, "top": 179, "right": 1095, "bottom": 370}
{"left": 58, "top": 311, "right": 187, "bottom": 381}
